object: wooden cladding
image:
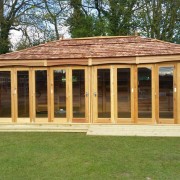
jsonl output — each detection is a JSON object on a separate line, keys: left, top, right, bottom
{"left": 0, "top": 63, "right": 179, "bottom": 124}
{"left": 0, "top": 55, "right": 180, "bottom": 67}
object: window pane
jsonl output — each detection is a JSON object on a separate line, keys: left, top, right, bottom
{"left": 18, "top": 71, "right": 29, "bottom": 117}
{"left": 138, "top": 68, "right": 152, "bottom": 118}
{"left": 98, "top": 69, "right": 111, "bottom": 118}
{"left": 117, "top": 68, "right": 131, "bottom": 118}
{"left": 159, "top": 67, "right": 174, "bottom": 118}
{"left": 54, "top": 70, "right": 66, "bottom": 118}
{"left": 73, "top": 70, "right": 85, "bottom": 118}
{"left": 0, "top": 72, "right": 11, "bottom": 117}
{"left": 35, "top": 70, "right": 47, "bottom": 117}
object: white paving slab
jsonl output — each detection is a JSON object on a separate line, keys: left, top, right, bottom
{"left": 87, "top": 125, "right": 180, "bottom": 137}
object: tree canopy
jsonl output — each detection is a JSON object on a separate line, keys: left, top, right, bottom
{"left": 0, "top": 0, "right": 179, "bottom": 54}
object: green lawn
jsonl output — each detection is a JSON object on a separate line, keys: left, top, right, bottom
{"left": 0, "top": 133, "right": 179, "bottom": 180}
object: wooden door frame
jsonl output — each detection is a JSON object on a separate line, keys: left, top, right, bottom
{"left": 114, "top": 65, "right": 135, "bottom": 124}
{"left": 14, "top": 68, "right": 31, "bottom": 123}
{"left": 69, "top": 66, "right": 90, "bottom": 123}
{"left": 92, "top": 65, "right": 114, "bottom": 123}
{"left": 50, "top": 67, "right": 69, "bottom": 123}
{"left": 32, "top": 68, "right": 49, "bottom": 123}
{"left": 135, "top": 64, "right": 156, "bottom": 124}
{"left": 0, "top": 68, "right": 13, "bottom": 123}
{"left": 156, "top": 63, "right": 177, "bottom": 124}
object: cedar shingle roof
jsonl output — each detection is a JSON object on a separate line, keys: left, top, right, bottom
{"left": 0, "top": 36, "right": 179, "bottom": 60}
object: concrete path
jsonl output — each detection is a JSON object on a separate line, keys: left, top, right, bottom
{"left": 87, "top": 125, "right": 180, "bottom": 137}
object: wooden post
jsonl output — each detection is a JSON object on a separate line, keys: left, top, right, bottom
{"left": 177, "top": 63, "right": 180, "bottom": 124}
{"left": 134, "top": 66, "right": 138, "bottom": 123}
{"left": 174, "top": 64, "right": 177, "bottom": 124}
{"left": 47, "top": 68, "right": 51, "bottom": 122}
{"left": 131, "top": 65, "right": 135, "bottom": 123}
{"left": 152, "top": 65, "right": 156, "bottom": 124}
{"left": 111, "top": 65, "right": 115, "bottom": 123}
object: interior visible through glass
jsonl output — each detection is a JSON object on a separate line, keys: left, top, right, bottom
{"left": 0, "top": 71, "right": 11, "bottom": 117}
{"left": 72, "top": 70, "right": 85, "bottom": 118}
{"left": 117, "top": 68, "right": 131, "bottom": 118}
{"left": 159, "top": 67, "right": 174, "bottom": 118}
{"left": 35, "top": 70, "right": 48, "bottom": 117}
{"left": 18, "top": 71, "right": 29, "bottom": 117}
{"left": 98, "top": 69, "right": 111, "bottom": 118}
{"left": 138, "top": 68, "right": 152, "bottom": 118}
{"left": 54, "top": 70, "right": 66, "bottom": 118}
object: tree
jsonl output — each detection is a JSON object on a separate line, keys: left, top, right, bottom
{"left": 0, "top": 0, "right": 39, "bottom": 54}
{"left": 137, "top": 0, "right": 180, "bottom": 42}
{"left": 104, "top": 0, "right": 138, "bottom": 35}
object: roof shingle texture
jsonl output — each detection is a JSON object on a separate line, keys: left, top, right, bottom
{"left": 0, "top": 36, "right": 179, "bottom": 60}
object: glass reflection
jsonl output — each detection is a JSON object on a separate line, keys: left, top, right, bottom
{"left": 98, "top": 69, "right": 111, "bottom": 118}
{"left": 117, "top": 68, "right": 131, "bottom": 118}
{"left": 159, "top": 67, "right": 174, "bottom": 118}
{"left": 72, "top": 70, "right": 85, "bottom": 118}
{"left": 18, "top": 71, "right": 29, "bottom": 117}
{"left": 54, "top": 70, "right": 66, "bottom": 118}
{"left": 138, "top": 68, "right": 152, "bottom": 118}
{"left": 35, "top": 70, "right": 48, "bottom": 117}
{"left": 0, "top": 72, "right": 11, "bottom": 117}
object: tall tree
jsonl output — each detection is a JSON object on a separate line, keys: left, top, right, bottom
{"left": 138, "top": 0, "right": 180, "bottom": 42}
{"left": 68, "top": 0, "right": 94, "bottom": 38}
{"left": 107, "top": 0, "right": 138, "bottom": 35}
{"left": 0, "top": 0, "right": 39, "bottom": 54}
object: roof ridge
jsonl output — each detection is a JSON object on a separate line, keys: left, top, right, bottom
{"left": 62, "top": 35, "right": 139, "bottom": 41}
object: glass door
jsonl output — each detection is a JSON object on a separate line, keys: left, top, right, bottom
{"left": 92, "top": 66, "right": 112, "bottom": 123}
{"left": 157, "top": 65, "right": 176, "bottom": 124}
{"left": 34, "top": 69, "right": 48, "bottom": 122}
{"left": 70, "top": 67, "right": 89, "bottom": 123}
{"left": 115, "top": 66, "right": 133, "bottom": 123}
{"left": 0, "top": 70, "right": 12, "bottom": 122}
{"left": 16, "top": 70, "right": 30, "bottom": 122}
{"left": 52, "top": 68, "right": 68, "bottom": 123}
{"left": 136, "top": 65, "right": 155, "bottom": 123}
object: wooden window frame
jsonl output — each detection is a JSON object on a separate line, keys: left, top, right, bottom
{"left": 156, "top": 63, "right": 177, "bottom": 124}
{"left": 114, "top": 65, "right": 134, "bottom": 124}
{"left": 135, "top": 64, "right": 156, "bottom": 124}
{"left": 0, "top": 68, "right": 13, "bottom": 123}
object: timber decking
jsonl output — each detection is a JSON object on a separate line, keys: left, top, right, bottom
{"left": 0, "top": 124, "right": 179, "bottom": 137}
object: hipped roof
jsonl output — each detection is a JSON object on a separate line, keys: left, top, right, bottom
{"left": 0, "top": 36, "right": 179, "bottom": 66}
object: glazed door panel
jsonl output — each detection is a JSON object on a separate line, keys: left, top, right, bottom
{"left": 136, "top": 65, "right": 155, "bottom": 124}
{"left": 92, "top": 66, "right": 113, "bottom": 123}
{"left": 0, "top": 70, "right": 12, "bottom": 122}
{"left": 17, "top": 70, "right": 30, "bottom": 122}
{"left": 157, "top": 65, "right": 176, "bottom": 124}
{"left": 52, "top": 69, "right": 68, "bottom": 123}
{"left": 70, "top": 67, "right": 89, "bottom": 123}
{"left": 115, "top": 66, "right": 134, "bottom": 123}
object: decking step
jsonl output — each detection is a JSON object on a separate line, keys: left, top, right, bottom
{"left": 87, "top": 125, "right": 180, "bottom": 137}
{"left": 0, "top": 124, "right": 89, "bottom": 132}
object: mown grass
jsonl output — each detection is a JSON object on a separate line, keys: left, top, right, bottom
{"left": 0, "top": 133, "right": 179, "bottom": 180}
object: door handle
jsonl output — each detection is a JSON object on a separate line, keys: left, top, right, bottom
{"left": 85, "top": 92, "right": 89, "bottom": 97}
{"left": 94, "top": 92, "right": 97, "bottom": 97}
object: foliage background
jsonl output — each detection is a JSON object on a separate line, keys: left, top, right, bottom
{"left": 0, "top": 0, "right": 179, "bottom": 54}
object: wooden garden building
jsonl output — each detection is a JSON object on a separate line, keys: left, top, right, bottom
{"left": 0, "top": 36, "right": 180, "bottom": 125}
